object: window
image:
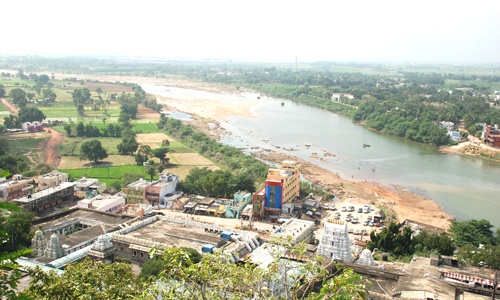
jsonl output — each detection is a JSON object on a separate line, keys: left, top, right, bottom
{"left": 133, "top": 250, "right": 137, "bottom": 257}
{"left": 140, "top": 252, "right": 144, "bottom": 258}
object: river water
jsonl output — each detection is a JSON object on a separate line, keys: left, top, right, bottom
{"left": 143, "top": 84, "right": 500, "bottom": 228}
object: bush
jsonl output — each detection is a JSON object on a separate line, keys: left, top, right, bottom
{"left": 21, "top": 169, "right": 38, "bottom": 177}
{"left": 115, "top": 256, "right": 132, "bottom": 264}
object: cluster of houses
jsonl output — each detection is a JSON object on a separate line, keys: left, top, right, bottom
{"left": 2, "top": 169, "right": 181, "bottom": 216}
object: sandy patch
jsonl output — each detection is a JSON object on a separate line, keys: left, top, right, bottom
{"left": 163, "top": 165, "right": 220, "bottom": 180}
{"left": 136, "top": 133, "right": 174, "bottom": 143}
{"left": 157, "top": 95, "right": 258, "bottom": 121}
{"left": 137, "top": 104, "right": 161, "bottom": 120}
{"left": 170, "top": 153, "right": 216, "bottom": 166}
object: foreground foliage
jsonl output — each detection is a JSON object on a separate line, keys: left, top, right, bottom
{"left": 21, "top": 240, "right": 368, "bottom": 300}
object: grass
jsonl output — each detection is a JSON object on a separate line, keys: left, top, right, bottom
{"left": 62, "top": 165, "right": 151, "bottom": 179}
{"left": 7, "top": 138, "right": 46, "bottom": 155}
{"left": 59, "top": 137, "right": 122, "bottom": 156}
{"left": 0, "top": 102, "right": 8, "bottom": 112}
{"left": 57, "top": 154, "right": 136, "bottom": 169}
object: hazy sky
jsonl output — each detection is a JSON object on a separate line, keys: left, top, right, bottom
{"left": 3, "top": 0, "right": 500, "bottom": 63}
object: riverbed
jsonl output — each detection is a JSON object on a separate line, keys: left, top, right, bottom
{"left": 143, "top": 84, "right": 500, "bottom": 228}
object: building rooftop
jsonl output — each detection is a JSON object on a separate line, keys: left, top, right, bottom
{"left": 198, "top": 197, "right": 216, "bottom": 206}
{"left": 78, "top": 195, "right": 124, "bottom": 210}
{"left": 38, "top": 170, "right": 67, "bottom": 180}
{"left": 124, "top": 219, "right": 227, "bottom": 250}
{"left": 14, "top": 182, "right": 75, "bottom": 203}
{"left": 75, "top": 178, "right": 98, "bottom": 188}
{"left": 32, "top": 208, "right": 134, "bottom": 232}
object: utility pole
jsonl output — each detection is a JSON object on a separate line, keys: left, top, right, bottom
{"left": 388, "top": 202, "right": 396, "bottom": 223}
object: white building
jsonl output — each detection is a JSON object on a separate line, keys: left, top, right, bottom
{"left": 438, "top": 121, "right": 454, "bottom": 132}
{"left": 269, "top": 219, "right": 315, "bottom": 245}
{"left": 37, "top": 170, "right": 68, "bottom": 191}
{"left": 317, "top": 219, "right": 353, "bottom": 262}
{"left": 331, "top": 93, "right": 355, "bottom": 102}
{"left": 77, "top": 195, "right": 124, "bottom": 214}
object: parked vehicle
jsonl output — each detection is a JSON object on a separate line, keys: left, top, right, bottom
{"left": 306, "top": 211, "right": 314, "bottom": 217}
{"left": 369, "top": 221, "right": 374, "bottom": 227}
{"left": 363, "top": 207, "right": 369, "bottom": 213}
{"left": 334, "top": 214, "right": 340, "bottom": 219}
{"left": 348, "top": 206, "right": 355, "bottom": 212}
{"left": 348, "top": 228, "right": 354, "bottom": 233}
{"left": 353, "top": 229, "right": 360, "bottom": 235}
{"left": 345, "top": 216, "right": 351, "bottom": 222}
{"left": 341, "top": 206, "right": 347, "bottom": 212}
{"left": 357, "top": 207, "right": 363, "bottom": 213}
{"left": 363, "top": 220, "right": 369, "bottom": 226}
{"left": 361, "top": 229, "right": 368, "bottom": 236}
{"left": 351, "top": 217, "right": 359, "bottom": 224}
{"left": 329, "top": 203, "right": 336, "bottom": 210}
{"left": 314, "top": 212, "right": 323, "bottom": 218}
{"left": 375, "top": 222, "right": 381, "bottom": 227}
{"left": 367, "top": 216, "right": 372, "bottom": 222}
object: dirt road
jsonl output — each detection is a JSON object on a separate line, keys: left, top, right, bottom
{"left": 0, "top": 97, "right": 18, "bottom": 114}
{"left": 43, "top": 129, "right": 64, "bottom": 168}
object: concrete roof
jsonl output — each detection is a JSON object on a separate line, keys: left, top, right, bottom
{"left": 15, "top": 182, "right": 75, "bottom": 203}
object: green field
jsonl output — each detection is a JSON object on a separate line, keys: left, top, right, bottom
{"left": 0, "top": 102, "right": 8, "bottom": 112}
{"left": 59, "top": 137, "right": 122, "bottom": 156}
{"left": 90, "top": 122, "right": 161, "bottom": 133}
{"left": 7, "top": 138, "right": 46, "bottom": 155}
{"left": 62, "top": 165, "right": 158, "bottom": 180}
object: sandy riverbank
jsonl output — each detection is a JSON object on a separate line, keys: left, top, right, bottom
{"left": 441, "top": 139, "right": 500, "bottom": 162}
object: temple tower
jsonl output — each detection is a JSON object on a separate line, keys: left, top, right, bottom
{"left": 317, "top": 219, "right": 353, "bottom": 262}
{"left": 44, "top": 234, "right": 64, "bottom": 259}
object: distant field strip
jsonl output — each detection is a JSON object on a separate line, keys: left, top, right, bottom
{"left": 170, "top": 153, "right": 216, "bottom": 166}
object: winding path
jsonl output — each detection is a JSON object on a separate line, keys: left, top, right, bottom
{"left": 43, "top": 128, "right": 64, "bottom": 168}
{"left": 0, "top": 97, "right": 18, "bottom": 114}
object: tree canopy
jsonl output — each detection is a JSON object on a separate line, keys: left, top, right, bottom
{"left": 18, "top": 107, "right": 46, "bottom": 122}
{"left": 79, "top": 139, "right": 108, "bottom": 163}
{"left": 448, "top": 219, "right": 497, "bottom": 247}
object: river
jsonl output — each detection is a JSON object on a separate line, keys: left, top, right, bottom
{"left": 142, "top": 84, "right": 500, "bottom": 228}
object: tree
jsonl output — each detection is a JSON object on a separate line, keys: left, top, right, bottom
{"left": 36, "top": 74, "right": 50, "bottom": 84}
{"left": 21, "top": 258, "right": 145, "bottom": 299}
{"left": 63, "top": 124, "right": 72, "bottom": 135}
{"left": 0, "top": 84, "right": 5, "bottom": 98}
{"left": 3, "top": 115, "right": 21, "bottom": 129}
{"left": 457, "top": 243, "right": 500, "bottom": 270}
{"left": 76, "top": 122, "right": 85, "bottom": 137}
{"left": 8, "top": 88, "right": 27, "bottom": 105}
{"left": 448, "top": 219, "right": 496, "bottom": 247}
{"left": 79, "top": 139, "right": 108, "bottom": 163}
{"left": 18, "top": 107, "right": 46, "bottom": 122}
{"left": 77, "top": 104, "right": 85, "bottom": 116}
{"left": 117, "top": 137, "right": 138, "bottom": 155}
{"left": 0, "top": 210, "right": 35, "bottom": 252}
{"left": 0, "top": 202, "right": 33, "bottom": 300}
{"left": 0, "top": 139, "right": 9, "bottom": 155}
{"left": 110, "top": 180, "right": 122, "bottom": 191}
{"left": 138, "top": 145, "right": 152, "bottom": 159}
{"left": 96, "top": 87, "right": 103, "bottom": 95}
{"left": 146, "top": 163, "right": 156, "bottom": 181}
{"left": 152, "top": 147, "right": 168, "bottom": 161}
